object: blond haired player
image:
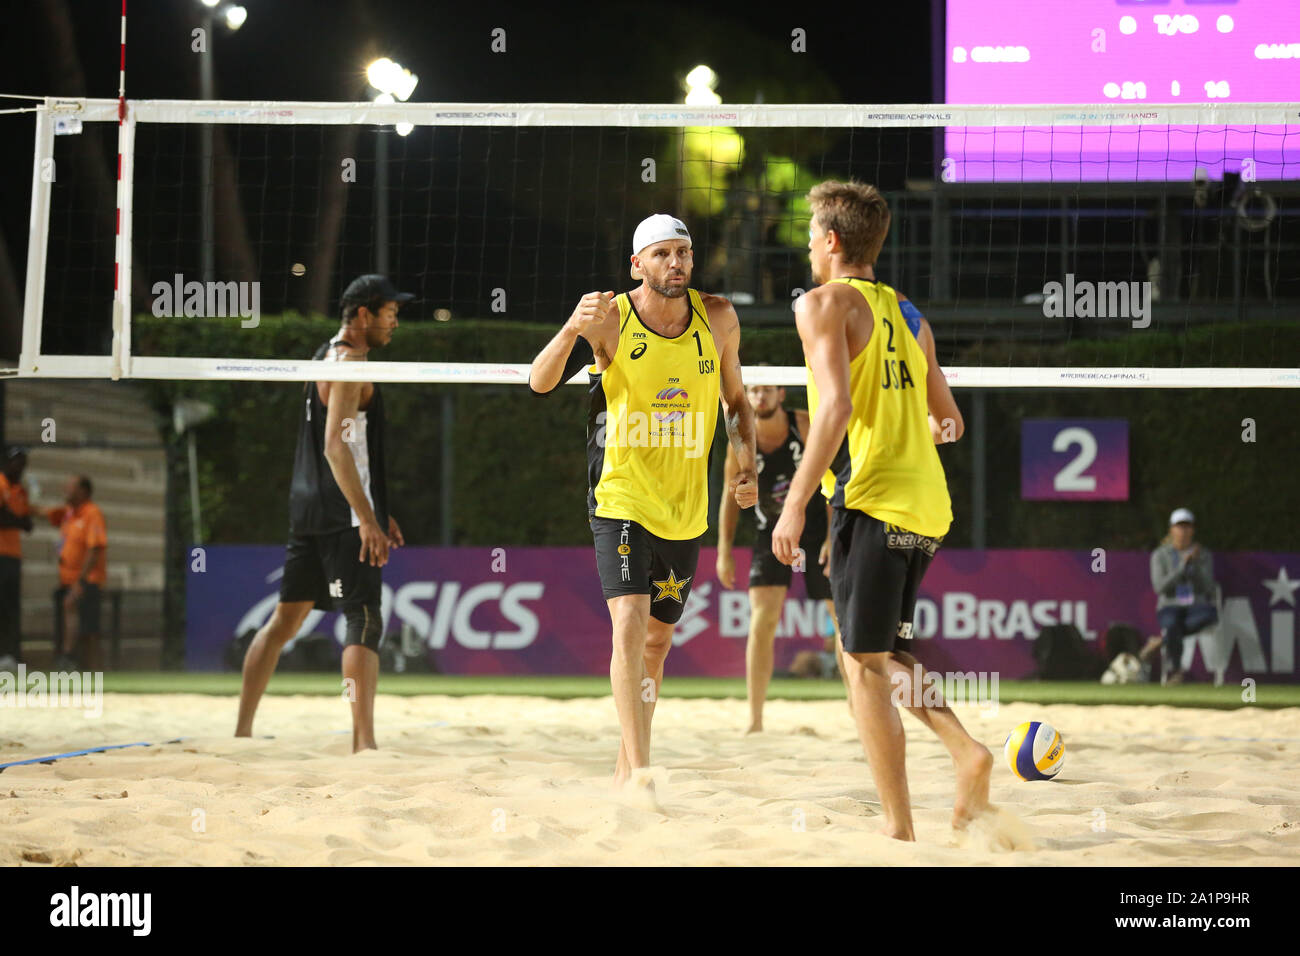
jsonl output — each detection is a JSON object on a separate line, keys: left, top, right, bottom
{"left": 530, "top": 214, "right": 758, "bottom": 790}
{"left": 772, "top": 181, "right": 994, "bottom": 840}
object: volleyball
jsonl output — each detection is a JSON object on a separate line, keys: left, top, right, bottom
{"left": 1004, "top": 720, "right": 1065, "bottom": 781}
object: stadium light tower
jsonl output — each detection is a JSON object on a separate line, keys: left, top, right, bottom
{"left": 684, "top": 65, "right": 721, "bottom": 105}
{"left": 196, "top": 0, "right": 251, "bottom": 283}
{"left": 366, "top": 57, "right": 419, "bottom": 274}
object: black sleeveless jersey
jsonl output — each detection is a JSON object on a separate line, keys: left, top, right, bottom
{"left": 287, "top": 339, "right": 389, "bottom": 535}
{"left": 754, "top": 409, "right": 828, "bottom": 538}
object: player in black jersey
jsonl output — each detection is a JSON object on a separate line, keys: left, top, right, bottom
{"left": 717, "top": 383, "right": 847, "bottom": 733}
{"left": 235, "top": 274, "right": 411, "bottom": 753}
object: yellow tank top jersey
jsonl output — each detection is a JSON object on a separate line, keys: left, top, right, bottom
{"left": 589, "top": 289, "right": 721, "bottom": 539}
{"left": 806, "top": 277, "right": 952, "bottom": 538}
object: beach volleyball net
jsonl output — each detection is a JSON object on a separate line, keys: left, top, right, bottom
{"left": 12, "top": 98, "right": 1300, "bottom": 388}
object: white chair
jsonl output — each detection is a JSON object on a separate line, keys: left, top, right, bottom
{"left": 1161, "top": 584, "right": 1228, "bottom": 686}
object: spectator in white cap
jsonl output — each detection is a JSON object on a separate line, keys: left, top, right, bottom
{"left": 1143, "top": 508, "right": 1217, "bottom": 684}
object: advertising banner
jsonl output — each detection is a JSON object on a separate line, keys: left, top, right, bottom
{"left": 187, "top": 547, "right": 1299, "bottom": 682}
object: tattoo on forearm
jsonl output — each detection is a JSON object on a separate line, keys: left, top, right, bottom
{"left": 724, "top": 406, "right": 751, "bottom": 459}
{"left": 725, "top": 408, "right": 740, "bottom": 443}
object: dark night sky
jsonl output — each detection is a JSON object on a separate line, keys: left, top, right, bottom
{"left": 0, "top": 0, "right": 936, "bottom": 247}
{"left": 0, "top": 0, "right": 937, "bottom": 352}
{"left": 2, "top": 1, "right": 935, "bottom": 102}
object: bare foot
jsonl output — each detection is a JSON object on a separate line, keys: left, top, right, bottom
{"left": 951, "top": 741, "right": 993, "bottom": 830}
{"left": 623, "top": 769, "right": 660, "bottom": 811}
{"left": 880, "top": 821, "right": 916, "bottom": 841}
{"left": 745, "top": 722, "right": 762, "bottom": 735}
{"left": 956, "top": 806, "right": 1036, "bottom": 852}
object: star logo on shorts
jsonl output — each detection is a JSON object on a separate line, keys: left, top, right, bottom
{"left": 652, "top": 570, "right": 690, "bottom": 603}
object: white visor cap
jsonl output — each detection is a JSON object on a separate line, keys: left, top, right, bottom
{"left": 631, "top": 215, "right": 691, "bottom": 279}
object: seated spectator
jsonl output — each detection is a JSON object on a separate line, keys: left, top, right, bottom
{"left": 43, "top": 475, "right": 108, "bottom": 671}
{"left": 1143, "top": 508, "right": 1217, "bottom": 685}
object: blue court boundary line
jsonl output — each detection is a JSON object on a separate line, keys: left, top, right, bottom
{"left": 0, "top": 722, "right": 450, "bottom": 773}
{"left": 0, "top": 739, "right": 185, "bottom": 772}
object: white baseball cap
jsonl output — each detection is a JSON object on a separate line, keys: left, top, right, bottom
{"left": 1169, "top": 508, "right": 1195, "bottom": 525}
{"left": 632, "top": 214, "right": 691, "bottom": 256}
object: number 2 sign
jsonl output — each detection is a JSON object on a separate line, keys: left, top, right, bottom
{"left": 1021, "top": 419, "right": 1129, "bottom": 501}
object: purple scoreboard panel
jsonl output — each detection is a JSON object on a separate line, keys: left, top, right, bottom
{"left": 1021, "top": 418, "right": 1130, "bottom": 500}
{"left": 944, "top": 0, "right": 1300, "bottom": 181}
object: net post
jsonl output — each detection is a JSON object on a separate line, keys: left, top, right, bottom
{"left": 19, "top": 102, "right": 55, "bottom": 375}
{"left": 112, "top": 104, "right": 137, "bottom": 380}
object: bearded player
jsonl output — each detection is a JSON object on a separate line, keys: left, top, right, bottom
{"left": 235, "top": 274, "right": 410, "bottom": 753}
{"left": 772, "top": 182, "right": 994, "bottom": 840}
{"left": 716, "top": 382, "right": 848, "bottom": 734}
{"left": 530, "top": 214, "right": 758, "bottom": 790}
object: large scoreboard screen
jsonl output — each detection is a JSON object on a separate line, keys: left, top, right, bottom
{"left": 943, "top": 0, "right": 1300, "bottom": 181}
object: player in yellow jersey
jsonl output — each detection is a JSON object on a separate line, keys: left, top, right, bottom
{"left": 530, "top": 215, "right": 758, "bottom": 790}
{"left": 772, "top": 181, "right": 995, "bottom": 841}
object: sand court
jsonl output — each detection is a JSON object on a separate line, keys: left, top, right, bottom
{"left": 2, "top": 693, "right": 1298, "bottom": 866}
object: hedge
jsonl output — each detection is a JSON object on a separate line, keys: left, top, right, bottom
{"left": 133, "top": 314, "right": 1300, "bottom": 552}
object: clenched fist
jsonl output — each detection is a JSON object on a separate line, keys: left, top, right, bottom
{"left": 567, "top": 291, "right": 618, "bottom": 338}
{"left": 731, "top": 470, "right": 758, "bottom": 509}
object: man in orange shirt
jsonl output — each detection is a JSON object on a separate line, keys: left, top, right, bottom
{"left": 0, "top": 447, "right": 34, "bottom": 671}
{"left": 44, "top": 475, "right": 107, "bottom": 670}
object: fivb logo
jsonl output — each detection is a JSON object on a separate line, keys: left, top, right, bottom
{"left": 151, "top": 273, "right": 261, "bottom": 328}
{"left": 1042, "top": 274, "right": 1151, "bottom": 329}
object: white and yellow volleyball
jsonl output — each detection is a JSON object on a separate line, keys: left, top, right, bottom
{"left": 1004, "top": 720, "right": 1064, "bottom": 781}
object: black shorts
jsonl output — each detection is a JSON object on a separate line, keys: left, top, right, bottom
{"left": 591, "top": 516, "right": 702, "bottom": 624}
{"left": 830, "top": 509, "right": 943, "bottom": 654}
{"left": 749, "top": 530, "right": 832, "bottom": 600}
{"left": 55, "top": 583, "right": 102, "bottom": 635}
{"left": 279, "top": 527, "right": 382, "bottom": 611}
